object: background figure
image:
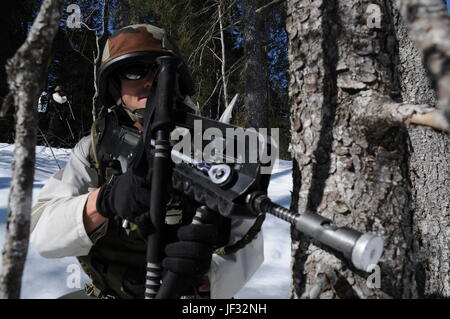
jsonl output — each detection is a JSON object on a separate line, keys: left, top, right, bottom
{"left": 37, "top": 90, "right": 50, "bottom": 137}
{"left": 46, "top": 85, "right": 76, "bottom": 147}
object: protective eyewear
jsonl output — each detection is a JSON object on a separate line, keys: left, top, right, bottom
{"left": 117, "top": 63, "right": 158, "bottom": 81}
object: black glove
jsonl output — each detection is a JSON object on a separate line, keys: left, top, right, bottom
{"left": 96, "top": 168, "right": 151, "bottom": 221}
{"left": 158, "top": 222, "right": 219, "bottom": 298}
{"left": 162, "top": 223, "right": 218, "bottom": 277}
{"left": 96, "top": 138, "right": 153, "bottom": 224}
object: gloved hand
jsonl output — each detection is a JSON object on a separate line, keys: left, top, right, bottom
{"left": 162, "top": 223, "right": 218, "bottom": 279}
{"left": 95, "top": 167, "right": 151, "bottom": 222}
{"left": 155, "top": 208, "right": 227, "bottom": 298}
{"left": 96, "top": 138, "right": 153, "bottom": 224}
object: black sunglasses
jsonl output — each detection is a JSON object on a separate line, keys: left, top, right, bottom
{"left": 117, "top": 63, "right": 158, "bottom": 81}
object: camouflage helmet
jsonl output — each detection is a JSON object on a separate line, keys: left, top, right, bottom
{"left": 98, "top": 24, "right": 195, "bottom": 107}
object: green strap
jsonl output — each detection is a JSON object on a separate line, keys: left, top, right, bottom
{"left": 89, "top": 115, "right": 107, "bottom": 186}
{"left": 214, "top": 214, "right": 266, "bottom": 256}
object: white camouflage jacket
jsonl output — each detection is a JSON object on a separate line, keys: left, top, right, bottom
{"left": 30, "top": 136, "right": 264, "bottom": 299}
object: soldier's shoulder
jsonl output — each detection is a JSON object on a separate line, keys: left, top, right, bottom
{"left": 72, "top": 135, "right": 92, "bottom": 162}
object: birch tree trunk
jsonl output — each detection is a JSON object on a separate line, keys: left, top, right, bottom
{"left": 0, "top": 0, "right": 63, "bottom": 299}
{"left": 287, "top": 0, "right": 449, "bottom": 299}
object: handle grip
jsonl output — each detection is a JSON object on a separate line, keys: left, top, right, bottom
{"left": 156, "top": 206, "right": 213, "bottom": 299}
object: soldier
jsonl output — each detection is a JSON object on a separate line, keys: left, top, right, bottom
{"left": 37, "top": 90, "right": 50, "bottom": 140}
{"left": 37, "top": 90, "right": 49, "bottom": 114}
{"left": 46, "top": 85, "right": 75, "bottom": 147}
{"left": 30, "top": 24, "right": 264, "bottom": 299}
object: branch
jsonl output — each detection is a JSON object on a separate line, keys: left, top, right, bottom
{"left": 63, "top": 6, "right": 111, "bottom": 65}
{"left": 406, "top": 109, "right": 448, "bottom": 131}
{"left": 189, "top": 0, "right": 237, "bottom": 66}
{"left": 384, "top": 103, "right": 449, "bottom": 132}
{"left": 64, "top": 29, "right": 95, "bottom": 64}
{"left": 399, "top": 0, "right": 450, "bottom": 126}
{"left": 352, "top": 91, "right": 449, "bottom": 132}
{"left": 203, "top": 72, "right": 223, "bottom": 107}
{"left": 301, "top": 270, "right": 337, "bottom": 299}
{"left": 218, "top": 0, "right": 229, "bottom": 106}
{"left": 0, "top": 92, "right": 14, "bottom": 117}
{"left": 256, "top": 0, "right": 286, "bottom": 14}
{"left": 206, "top": 45, "right": 223, "bottom": 62}
{"left": 91, "top": 0, "right": 111, "bottom": 121}
{"left": 0, "top": 0, "right": 63, "bottom": 299}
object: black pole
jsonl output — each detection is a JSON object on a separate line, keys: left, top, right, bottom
{"left": 37, "top": 128, "right": 61, "bottom": 169}
{"left": 144, "top": 56, "right": 178, "bottom": 299}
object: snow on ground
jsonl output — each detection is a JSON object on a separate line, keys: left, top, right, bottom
{"left": 0, "top": 143, "right": 292, "bottom": 299}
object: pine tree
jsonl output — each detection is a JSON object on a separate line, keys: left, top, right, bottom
{"left": 287, "top": 0, "right": 449, "bottom": 298}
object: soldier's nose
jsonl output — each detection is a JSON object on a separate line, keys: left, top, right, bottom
{"left": 143, "top": 76, "right": 154, "bottom": 89}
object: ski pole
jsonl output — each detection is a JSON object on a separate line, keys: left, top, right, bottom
{"left": 37, "top": 128, "right": 61, "bottom": 169}
{"left": 65, "top": 119, "right": 75, "bottom": 140}
{"left": 67, "top": 100, "right": 76, "bottom": 121}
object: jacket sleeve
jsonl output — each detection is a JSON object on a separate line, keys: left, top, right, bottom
{"left": 30, "top": 136, "right": 99, "bottom": 258}
{"left": 208, "top": 218, "right": 264, "bottom": 299}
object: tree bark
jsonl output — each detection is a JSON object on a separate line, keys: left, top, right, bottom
{"left": 287, "top": 0, "right": 449, "bottom": 299}
{"left": 243, "top": 0, "right": 270, "bottom": 128}
{"left": 392, "top": 0, "right": 450, "bottom": 297}
{"left": 399, "top": 0, "right": 450, "bottom": 125}
{"left": 0, "top": 0, "right": 63, "bottom": 299}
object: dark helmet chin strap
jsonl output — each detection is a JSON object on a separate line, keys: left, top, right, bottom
{"left": 120, "top": 84, "right": 158, "bottom": 126}
{"left": 121, "top": 104, "right": 146, "bottom": 125}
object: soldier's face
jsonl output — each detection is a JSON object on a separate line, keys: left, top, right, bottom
{"left": 120, "top": 70, "right": 155, "bottom": 110}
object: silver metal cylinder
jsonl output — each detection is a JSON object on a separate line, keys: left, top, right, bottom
{"left": 248, "top": 194, "right": 384, "bottom": 272}
{"left": 294, "top": 213, "right": 383, "bottom": 272}
{"left": 294, "top": 213, "right": 359, "bottom": 259}
{"left": 351, "top": 233, "right": 384, "bottom": 272}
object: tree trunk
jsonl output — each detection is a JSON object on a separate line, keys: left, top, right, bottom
{"left": 392, "top": 0, "right": 450, "bottom": 297}
{"left": 287, "top": 0, "right": 449, "bottom": 299}
{"left": 243, "top": 0, "right": 270, "bottom": 128}
{"left": 0, "top": 0, "right": 63, "bottom": 299}
{"left": 115, "top": 0, "right": 131, "bottom": 28}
